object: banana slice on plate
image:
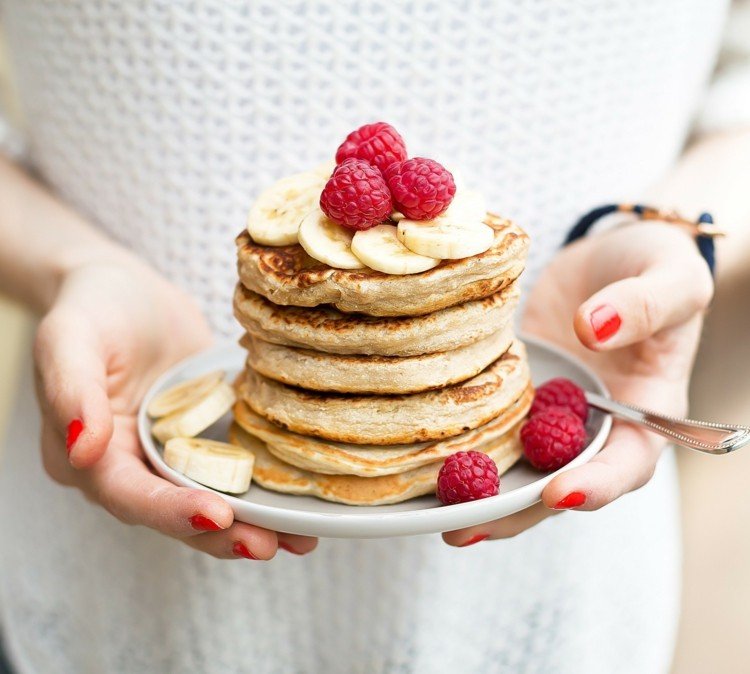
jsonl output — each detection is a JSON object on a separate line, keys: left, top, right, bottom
{"left": 247, "top": 170, "right": 328, "bottom": 246}
{"left": 164, "top": 438, "right": 255, "bottom": 494}
{"left": 298, "top": 209, "right": 366, "bottom": 269}
{"left": 151, "top": 381, "right": 236, "bottom": 444}
{"left": 351, "top": 224, "right": 440, "bottom": 275}
{"left": 147, "top": 370, "right": 226, "bottom": 419}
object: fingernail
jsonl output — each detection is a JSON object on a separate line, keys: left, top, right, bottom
{"left": 554, "top": 492, "right": 587, "bottom": 509}
{"left": 189, "top": 514, "right": 223, "bottom": 532}
{"left": 232, "top": 541, "right": 259, "bottom": 560}
{"left": 459, "top": 534, "right": 489, "bottom": 547}
{"left": 66, "top": 418, "right": 84, "bottom": 454}
{"left": 590, "top": 304, "right": 621, "bottom": 342}
{"left": 278, "top": 542, "right": 305, "bottom": 556}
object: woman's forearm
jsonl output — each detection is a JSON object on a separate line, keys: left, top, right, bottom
{"left": 0, "top": 155, "right": 133, "bottom": 312}
{"left": 649, "top": 127, "right": 750, "bottom": 280}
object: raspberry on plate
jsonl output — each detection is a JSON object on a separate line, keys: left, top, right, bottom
{"left": 384, "top": 157, "right": 456, "bottom": 220}
{"left": 320, "top": 158, "right": 393, "bottom": 231}
{"left": 436, "top": 450, "right": 500, "bottom": 505}
{"left": 335, "top": 122, "right": 407, "bottom": 173}
{"left": 530, "top": 377, "right": 589, "bottom": 422}
{"left": 520, "top": 407, "right": 587, "bottom": 472}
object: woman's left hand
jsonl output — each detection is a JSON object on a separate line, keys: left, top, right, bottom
{"left": 443, "top": 221, "right": 714, "bottom": 546}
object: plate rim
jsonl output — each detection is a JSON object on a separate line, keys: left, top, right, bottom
{"left": 138, "top": 334, "right": 612, "bottom": 538}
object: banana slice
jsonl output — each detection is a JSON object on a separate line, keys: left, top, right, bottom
{"left": 151, "top": 381, "right": 236, "bottom": 444}
{"left": 164, "top": 438, "right": 255, "bottom": 494}
{"left": 393, "top": 189, "right": 485, "bottom": 226}
{"left": 450, "top": 169, "right": 467, "bottom": 191}
{"left": 247, "top": 170, "right": 328, "bottom": 246}
{"left": 397, "top": 188, "right": 494, "bottom": 260}
{"left": 397, "top": 216, "right": 494, "bottom": 259}
{"left": 351, "top": 224, "right": 440, "bottom": 275}
{"left": 312, "top": 160, "right": 336, "bottom": 180}
{"left": 298, "top": 209, "right": 366, "bottom": 269}
{"left": 147, "top": 370, "right": 226, "bottom": 419}
{"left": 443, "top": 189, "right": 487, "bottom": 224}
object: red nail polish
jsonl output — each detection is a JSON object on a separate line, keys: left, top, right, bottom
{"left": 554, "top": 492, "right": 587, "bottom": 509}
{"left": 66, "top": 418, "right": 84, "bottom": 454}
{"left": 459, "top": 534, "right": 489, "bottom": 547}
{"left": 189, "top": 514, "right": 223, "bottom": 531}
{"left": 232, "top": 541, "right": 259, "bottom": 560}
{"left": 590, "top": 304, "right": 621, "bottom": 342}
{"left": 278, "top": 542, "right": 304, "bottom": 556}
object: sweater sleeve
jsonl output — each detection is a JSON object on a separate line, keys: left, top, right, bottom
{"left": 695, "top": 0, "right": 750, "bottom": 134}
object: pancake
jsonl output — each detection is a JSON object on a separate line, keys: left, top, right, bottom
{"left": 241, "top": 323, "right": 515, "bottom": 394}
{"left": 233, "top": 281, "right": 520, "bottom": 357}
{"left": 238, "top": 339, "right": 530, "bottom": 445}
{"left": 228, "top": 422, "right": 524, "bottom": 505}
{"left": 236, "top": 213, "right": 528, "bottom": 317}
{"left": 233, "top": 385, "right": 532, "bottom": 476}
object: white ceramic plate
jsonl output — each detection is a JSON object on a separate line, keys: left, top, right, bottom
{"left": 139, "top": 335, "right": 611, "bottom": 538}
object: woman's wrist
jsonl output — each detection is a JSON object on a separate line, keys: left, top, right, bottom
{"left": 565, "top": 203, "right": 717, "bottom": 277}
{"left": 0, "top": 156, "right": 144, "bottom": 312}
{"left": 51, "top": 240, "right": 142, "bottom": 301}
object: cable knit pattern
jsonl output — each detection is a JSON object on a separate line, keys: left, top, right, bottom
{"left": 0, "top": 1, "right": 733, "bottom": 673}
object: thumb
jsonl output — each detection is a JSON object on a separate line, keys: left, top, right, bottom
{"left": 34, "top": 309, "right": 114, "bottom": 468}
{"left": 574, "top": 258, "right": 713, "bottom": 350}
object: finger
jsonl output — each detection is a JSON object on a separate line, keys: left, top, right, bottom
{"left": 34, "top": 309, "right": 113, "bottom": 468}
{"left": 39, "top": 421, "right": 78, "bottom": 487}
{"left": 183, "top": 523, "right": 317, "bottom": 560}
{"left": 183, "top": 521, "right": 280, "bottom": 560}
{"left": 277, "top": 533, "right": 319, "bottom": 556}
{"left": 84, "top": 423, "right": 235, "bottom": 538}
{"left": 442, "top": 502, "right": 555, "bottom": 547}
{"left": 574, "top": 258, "right": 713, "bottom": 350}
{"left": 541, "top": 423, "right": 662, "bottom": 511}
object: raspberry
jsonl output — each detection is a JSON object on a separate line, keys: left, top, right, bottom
{"left": 384, "top": 158, "right": 456, "bottom": 220}
{"left": 320, "top": 158, "right": 393, "bottom": 231}
{"left": 530, "top": 378, "right": 589, "bottom": 422}
{"left": 436, "top": 450, "right": 500, "bottom": 505}
{"left": 335, "top": 122, "right": 407, "bottom": 173}
{"left": 520, "top": 407, "right": 587, "bottom": 472}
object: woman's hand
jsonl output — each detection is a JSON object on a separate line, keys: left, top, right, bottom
{"left": 34, "top": 255, "right": 317, "bottom": 559}
{"left": 443, "top": 222, "right": 714, "bottom": 546}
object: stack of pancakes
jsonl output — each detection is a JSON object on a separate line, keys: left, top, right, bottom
{"left": 230, "top": 213, "right": 533, "bottom": 505}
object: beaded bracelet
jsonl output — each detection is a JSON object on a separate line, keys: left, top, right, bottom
{"left": 564, "top": 204, "right": 723, "bottom": 276}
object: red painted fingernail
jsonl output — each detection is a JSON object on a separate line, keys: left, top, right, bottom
{"left": 459, "top": 534, "right": 489, "bottom": 547}
{"left": 189, "top": 514, "right": 223, "bottom": 531}
{"left": 232, "top": 541, "right": 259, "bottom": 560}
{"left": 590, "top": 304, "right": 621, "bottom": 342}
{"left": 66, "top": 418, "right": 84, "bottom": 454}
{"left": 554, "top": 492, "right": 587, "bottom": 509}
{"left": 278, "top": 542, "right": 305, "bottom": 556}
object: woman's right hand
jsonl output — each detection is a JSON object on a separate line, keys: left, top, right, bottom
{"left": 33, "top": 254, "right": 317, "bottom": 559}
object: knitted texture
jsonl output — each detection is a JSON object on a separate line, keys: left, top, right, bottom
{"left": 0, "top": 0, "right": 731, "bottom": 337}
{"left": 0, "top": 1, "right": 736, "bottom": 673}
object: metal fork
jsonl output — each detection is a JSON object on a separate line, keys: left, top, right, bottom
{"left": 585, "top": 392, "right": 750, "bottom": 455}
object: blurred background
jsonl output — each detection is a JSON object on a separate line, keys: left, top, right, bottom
{"left": 0, "top": 17, "right": 749, "bottom": 674}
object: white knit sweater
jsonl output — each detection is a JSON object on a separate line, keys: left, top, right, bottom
{"left": 0, "top": 1, "right": 742, "bottom": 672}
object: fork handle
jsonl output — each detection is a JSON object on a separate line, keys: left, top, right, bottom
{"left": 585, "top": 392, "right": 750, "bottom": 454}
